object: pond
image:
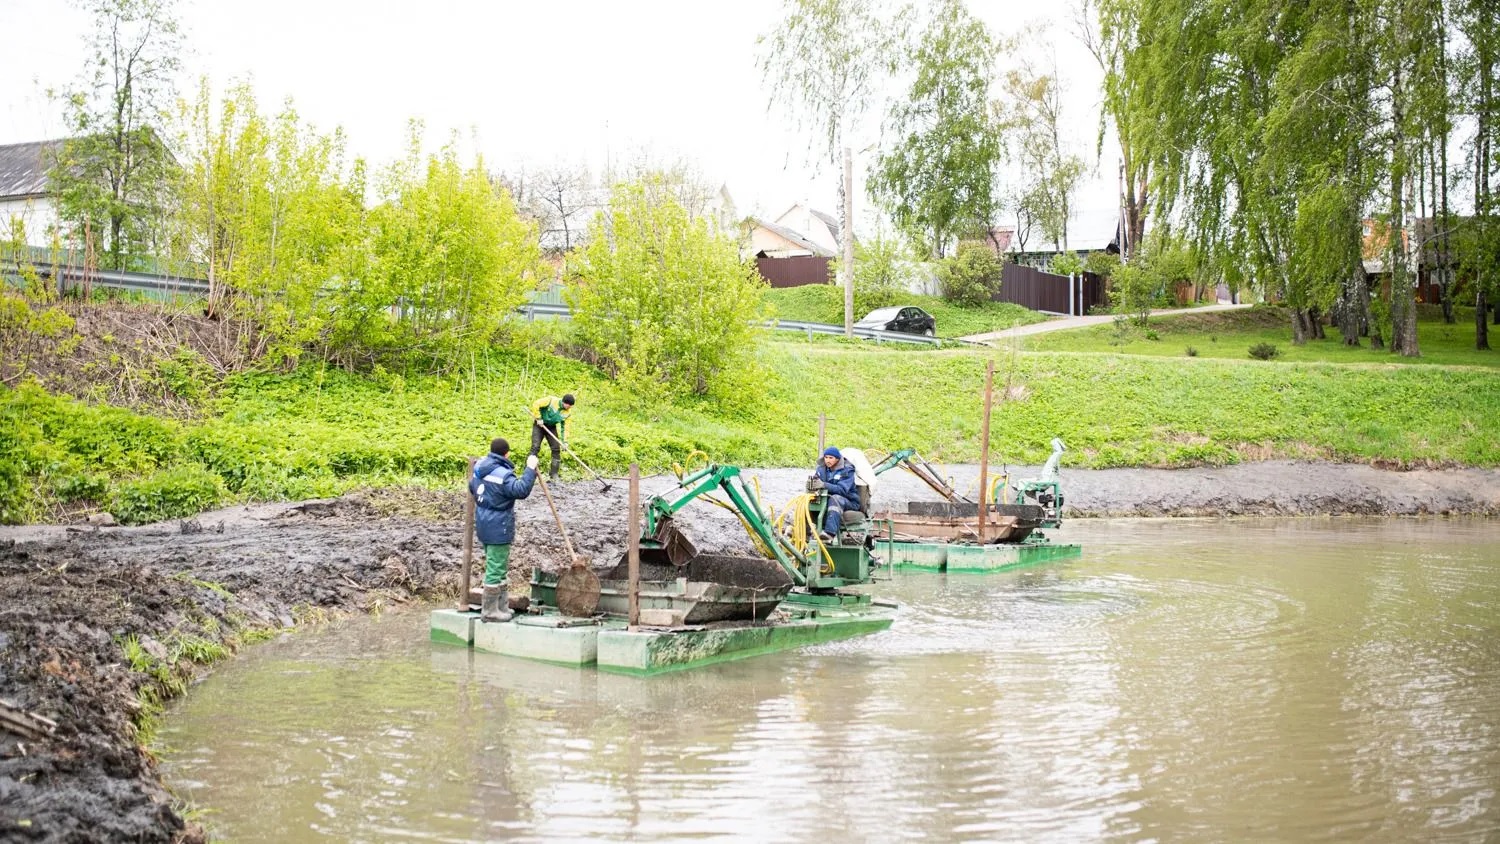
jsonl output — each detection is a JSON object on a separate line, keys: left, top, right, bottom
{"left": 159, "top": 518, "right": 1500, "bottom": 841}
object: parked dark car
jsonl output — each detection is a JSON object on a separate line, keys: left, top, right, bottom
{"left": 854, "top": 306, "right": 937, "bottom": 336}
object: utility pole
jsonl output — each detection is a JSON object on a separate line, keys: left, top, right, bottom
{"left": 843, "top": 146, "right": 855, "bottom": 338}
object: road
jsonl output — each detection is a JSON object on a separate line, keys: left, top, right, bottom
{"left": 960, "top": 302, "right": 1252, "bottom": 344}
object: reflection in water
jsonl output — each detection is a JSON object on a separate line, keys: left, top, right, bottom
{"left": 159, "top": 518, "right": 1500, "bottom": 842}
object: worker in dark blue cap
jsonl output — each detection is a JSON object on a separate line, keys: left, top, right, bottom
{"left": 812, "top": 446, "right": 859, "bottom": 541}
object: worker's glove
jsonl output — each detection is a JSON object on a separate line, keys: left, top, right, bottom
{"left": 526, "top": 455, "right": 539, "bottom": 471}
{"left": 807, "top": 476, "right": 825, "bottom": 492}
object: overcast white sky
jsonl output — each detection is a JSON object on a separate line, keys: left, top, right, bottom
{"left": 0, "top": 0, "right": 1121, "bottom": 239}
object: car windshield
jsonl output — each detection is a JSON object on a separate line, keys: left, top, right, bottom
{"left": 857, "top": 307, "right": 901, "bottom": 323}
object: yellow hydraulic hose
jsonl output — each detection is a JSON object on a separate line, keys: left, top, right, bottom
{"left": 777, "top": 492, "right": 835, "bottom": 574}
{"left": 671, "top": 449, "right": 711, "bottom": 481}
{"left": 991, "top": 473, "right": 1010, "bottom": 504}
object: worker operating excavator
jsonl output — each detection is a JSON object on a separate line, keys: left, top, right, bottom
{"left": 810, "top": 446, "right": 860, "bottom": 542}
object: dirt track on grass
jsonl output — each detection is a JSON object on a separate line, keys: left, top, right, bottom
{"left": 2, "top": 461, "right": 1498, "bottom": 842}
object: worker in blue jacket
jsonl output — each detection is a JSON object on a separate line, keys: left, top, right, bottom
{"left": 469, "top": 437, "right": 538, "bottom": 622}
{"left": 812, "top": 446, "right": 859, "bottom": 541}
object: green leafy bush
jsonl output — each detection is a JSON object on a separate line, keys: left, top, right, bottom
{"left": 110, "top": 464, "right": 226, "bottom": 525}
{"left": 0, "top": 410, "right": 43, "bottom": 523}
{"left": 830, "top": 231, "right": 924, "bottom": 315}
{"left": 153, "top": 349, "right": 215, "bottom": 406}
{"left": 1185, "top": 346, "right": 1199, "bottom": 357}
{"left": 569, "top": 174, "right": 768, "bottom": 400}
{"left": 51, "top": 472, "right": 110, "bottom": 503}
{"left": 1050, "top": 252, "right": 1085, "bottom": 277}
{"left": 1248, "top": 342, "right": 1281, "bottom": 360}
{"left": 937, "top": 243, "right": 1003, "bottom": 306}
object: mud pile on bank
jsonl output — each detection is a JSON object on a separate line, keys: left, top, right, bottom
{"left": 0, "top": 496, "right": 471, "bottom": 842}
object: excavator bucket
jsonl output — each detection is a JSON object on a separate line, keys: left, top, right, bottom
{"left": 637, "top": 516, "right": 698, "bottom": 567}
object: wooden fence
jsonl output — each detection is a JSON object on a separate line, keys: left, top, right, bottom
{"left": 755, "top": 255, "right": 833, "bottom": 289}
{"left": 994, "top": 264, "right": 1106, "bottom": 316}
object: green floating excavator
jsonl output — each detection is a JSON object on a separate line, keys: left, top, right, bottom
{"left": 637, "top": 463, "right": 875, "bottom": 593}
{"left": 867, "top": 439, "right": 1067, "bottom": 542}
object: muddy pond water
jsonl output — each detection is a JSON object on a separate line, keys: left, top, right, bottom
{"left": 158, "top": 518, "right": 1500, "bottom": 842}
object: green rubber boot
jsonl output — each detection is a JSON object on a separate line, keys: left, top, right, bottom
{"left": 481, "top": 584, "right": 513, "bottom": 623}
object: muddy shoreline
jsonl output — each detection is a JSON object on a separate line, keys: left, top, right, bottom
{"left": 2, "top": 461, "right": 1498, "bottom": 842}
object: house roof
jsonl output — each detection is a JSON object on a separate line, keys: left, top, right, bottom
{"left": 773, "top": 202, "right": 842, "bottom": 241}
{"left": 751, "top": 216, "right": 835, "bottom": 258}
{"left": 810, "top": 208, "right": 839, "bottom": 235}
{"left": 0, "top": 139, "right": 62, "bottom": 200}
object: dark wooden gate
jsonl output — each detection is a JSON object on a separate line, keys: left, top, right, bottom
{"left": 994, "top": 264, "right": 1106, "bottom": 315}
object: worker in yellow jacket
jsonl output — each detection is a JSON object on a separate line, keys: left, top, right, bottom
{"left": 529, "top": 394, "right": 575, "bottom": 480}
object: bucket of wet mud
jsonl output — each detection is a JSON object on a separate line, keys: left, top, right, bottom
{"left": 531, "top": 554, "right": 792, "bottom": 624}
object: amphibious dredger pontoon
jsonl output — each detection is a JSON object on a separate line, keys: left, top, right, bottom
{"left": 434, "top": 461, "right": 895, "bottom": 676}
{"left": 862, "top": 438, "right": 1082, "bottom": 573}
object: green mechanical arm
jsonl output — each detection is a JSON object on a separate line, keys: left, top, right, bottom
{"left": 869, "top": 448, "right": 970, "bottom": 503}
{"left": 871, "top": 448, "right": 916, "bottom": 476}
{"left": 643, "top": 464, "right": 813, "bottom": 586}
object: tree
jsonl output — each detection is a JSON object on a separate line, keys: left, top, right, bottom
{"left": 870, "top": 0, "right": 1004, "bottom": 258}
{"left": 1457, "top": 0, "right": 1499, "bottom": 350}
{"left": 367, "top": 133, "right": 545, "bottom": 367}
{"left": 50, "top": 0, "right": 182, "bottom": 272}
{"left": 758, "top": 0, "right": 900, "bottom": 335}
{"left": 174, "top": 80, "right": 270, "bottom": 321}
{"left": 568, "top": 175, "right": 768, "bottom": 403}
{"left": 173, "top": 81, "right": 372, "bottom": 366}
{"left": 1077, "top": 0, "right": 1148, "bottom": 262}
{"left": 999, "top": 28, "right": 1089, "bottom": 253}
{"left": 494, "top": 164, "right": 595, "bottom": 253}
{"left": 1101, "top": 0, "right": 1374, "bottom": 344}
{"left": 757, "top": 0, "right": 896, "bottom": 179}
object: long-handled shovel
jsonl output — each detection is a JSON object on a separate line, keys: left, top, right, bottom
{"left": 534, "top": 419, "right": 612, "bottom": 492}
{"left": 536, "top": 474, "right": 599, "bottom": 617}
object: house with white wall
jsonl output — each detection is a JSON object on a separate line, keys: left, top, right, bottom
{"left": 0, "top": 139, "right": 64, "bottom": 247}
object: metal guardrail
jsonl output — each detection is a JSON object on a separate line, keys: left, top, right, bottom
{"left": 2, "top": 259, "right": 210, "bottom": 297}
{"left": 769, "top": 318, "right": 947, "bottom": 346}
{"left": 0, "top": 261, "right": 959, "bottom": 348}
{"left": 517, "top": 303, "right": 950, "bottom": 346}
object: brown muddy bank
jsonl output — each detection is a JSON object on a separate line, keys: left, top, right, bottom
{"left": 1, "top": 461, "right": 1498, "bottom": 842}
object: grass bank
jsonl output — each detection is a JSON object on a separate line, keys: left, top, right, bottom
{"left": 764, "top": 284, "right": 1048, "bottom": 338}
{"left": 1024, "top": 304, "right": 1500, "bottom": 368}
{"left": 6, "top": 324, "right": 1499, "bottom": 524}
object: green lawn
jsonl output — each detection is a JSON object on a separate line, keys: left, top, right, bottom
{"left": 1023, "top": 304, "right": 1500, "bottom": 369}
{"left": 8, "top": 322, "right": 1500, "bottom": 523}
{"left": 764, "top": 284, "right": 1048, "bottom": 338}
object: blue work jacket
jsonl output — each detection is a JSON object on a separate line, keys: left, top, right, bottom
{"left": 469, "top": 453, "right": 537, "bottom": 545}
{"left": 815, "top": 458, "right": 858, "bottom": 500}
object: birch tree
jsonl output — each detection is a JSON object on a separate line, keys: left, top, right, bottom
{"left": 50, "top": 0, "right": 182, "bottom": 271}
{"left": 869, "top": 0, "right": 1003, "bottom": 258}
{"left": 999, "top": 29, "right": 1088, "bottom": 253}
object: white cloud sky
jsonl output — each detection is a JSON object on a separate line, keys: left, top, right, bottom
{"left": 0, "top": 0, "right": 1120, "bottom": 238}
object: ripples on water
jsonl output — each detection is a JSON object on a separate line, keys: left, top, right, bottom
{"left": 158, "top": 518, "right": 1500, "bottom": 842}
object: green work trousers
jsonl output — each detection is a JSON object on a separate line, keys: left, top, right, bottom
{"left": 483, "top": 543, "right": 511, "bottom": 586}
